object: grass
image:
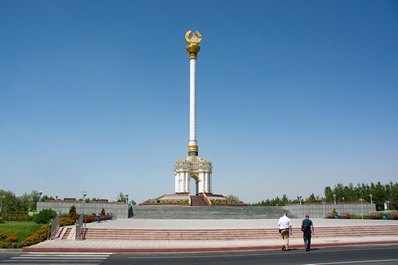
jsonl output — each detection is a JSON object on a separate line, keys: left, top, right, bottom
{"left": 0, "top": 221, "right": 42, "bottom": 246}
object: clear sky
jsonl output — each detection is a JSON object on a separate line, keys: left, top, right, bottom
{"left": 1, "top": 0, "right": 397, "bottom": 204}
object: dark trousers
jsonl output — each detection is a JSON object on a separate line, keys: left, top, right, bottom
{"left": 303, "top": 233, "right": 311, "bottom": 250}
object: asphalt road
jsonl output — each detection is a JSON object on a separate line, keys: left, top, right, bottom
{"left": 1, "top": 245, "right": 398, "bottom": 265}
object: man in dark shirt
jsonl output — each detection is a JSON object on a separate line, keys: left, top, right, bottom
{"left": 301, "top": 214, "right": 314, "bottom": 251}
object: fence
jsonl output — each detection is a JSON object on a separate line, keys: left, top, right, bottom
{"left": 37, "top": 201, "right": 132, "bottom": 219}
{"left": 75, "top": 214, "right": 84, "bottom": 240}
{"left": 49, "top": 215, "right": 60, "bottom": 240}
{"left": 285, "top": 203, "right": 376, "bottom": 218}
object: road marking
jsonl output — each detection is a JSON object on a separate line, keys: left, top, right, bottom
{"left": 307, "top": 259, "right": 398, "bottom": 265}
{"left": 0, "top": 252, "right": 111, "bottom": 265}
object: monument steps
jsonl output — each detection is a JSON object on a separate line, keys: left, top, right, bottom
{"left": 61, "top": 228, "right": 72, "bottom": 240}
{"left": 190, "top": 195, "right": 210, "bottom": 206}
{"left": 79, "top": 225, "right": 398, "bottom": 241}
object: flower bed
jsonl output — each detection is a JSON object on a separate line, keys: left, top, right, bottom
{"left": 60, "top": 216, "right": 76, "bottom": 226}
{"left": 339, "top": 212, "right": 351, "bottom": 219}
{"left": 84, "top": 214, "right": 110, "bottom": 223}
{"left": 388, "top": 212, "right": 398, "bottom": 220}
{"left": 0, "top": 233, "right": 18, "bottom": 248}
{"left": 19, "top": 225, "right": 49, "bottom": 248}
{"left": 369, "top": 212, "right": 383, "bottom": 219}
{"left": 326, "top": 212, "right": 337, "bottom": 218}
{"left": 141, "top": 199, "right": 189, "bottom": 205}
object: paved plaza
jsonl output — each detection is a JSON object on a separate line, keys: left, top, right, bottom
{"left": 24, "top": 218, "right": 398, "bottom": 252}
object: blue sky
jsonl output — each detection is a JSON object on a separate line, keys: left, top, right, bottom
{"left": 1, "top": 0, "right": 397, "bottom": 203}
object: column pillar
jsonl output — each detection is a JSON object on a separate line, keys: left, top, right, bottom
{"left": 185, "top": 31, "right": 202, "bottom": 156}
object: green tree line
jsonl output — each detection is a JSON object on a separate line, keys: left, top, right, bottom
{"left": 0, "top": 190, "right": 47, "bottom": 214}
{"left": 254, "top": 181, "right": 398, "bottom": 210}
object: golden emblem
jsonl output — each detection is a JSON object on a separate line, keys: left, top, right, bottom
{"left": 185, "top": 31, "right": 202, "bottom": 45}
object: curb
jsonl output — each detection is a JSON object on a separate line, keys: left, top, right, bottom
{"left": 22, "top": 240, "right": 398, "bottom": 253}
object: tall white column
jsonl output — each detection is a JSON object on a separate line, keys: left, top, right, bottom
{"left": 185, "top": 30, "right": 201, "bottom": 157}
{"left": 189, "top": 59, "right": 197, "bottom": 148}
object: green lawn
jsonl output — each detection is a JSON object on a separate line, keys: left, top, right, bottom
{"left": 0, "top": 221, "right": 42, "bottom": 246}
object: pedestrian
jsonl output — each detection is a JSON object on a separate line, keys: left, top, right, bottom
{"left": 278, "top": 211, "right": 292, "bottom": 251}
{"left": 301, "top": 214, "right": 314, "bottom": 251}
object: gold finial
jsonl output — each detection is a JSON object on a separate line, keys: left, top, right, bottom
{"left": 185, "top": 31, "right": 202, "bottom": 45}
{"left": 185, "top": 30, "right": 202, "bottom": 60}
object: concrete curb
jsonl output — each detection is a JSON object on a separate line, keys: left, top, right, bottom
{"left": 22, "top": 240, "right": 398, "bottom": 253}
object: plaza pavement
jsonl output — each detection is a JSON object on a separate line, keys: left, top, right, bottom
{"left": 24, "top": 218, "right": 398, "bottom": 253}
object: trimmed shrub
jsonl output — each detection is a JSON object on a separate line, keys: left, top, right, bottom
{"left": 1, "top": 214, "right": 34, "bottom": 222}
{"left": 35, "top": 209, "right": 57, "bottom": 224}
{"left": 101, "top": 208, "right": 106, "bottom": 216}
{"left": 60, "top": 216, "right": 75, "bottom": 226}
{"left": 68, "top": 205, "right": 78, "bottom": 220}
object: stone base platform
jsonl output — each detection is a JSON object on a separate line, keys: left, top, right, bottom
{"left": 23, "top": 219, "right": 398, "bottom": 253}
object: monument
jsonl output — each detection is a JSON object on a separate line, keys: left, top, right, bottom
{"left": 141, "top": 31, "right": 243, "bottom": 206}
{"left": 174, "top": 31, "right": 213, "bottom": 195}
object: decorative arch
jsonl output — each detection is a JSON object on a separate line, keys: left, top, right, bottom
{"left": 175, "top": 156, "right": 212, "bottom": 194}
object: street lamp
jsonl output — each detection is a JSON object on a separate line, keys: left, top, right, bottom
{"left": 360, "top": 198, "right": 364, "bottom": 219}
{"left": 0, "top": 194, "right": 4, "bottom": 215}
{"left": 55, "top": 196, "right": 59, "bottom": 214}
{"left": 125, "top": 194, "right": 129, "bottom": 205}
{"left": 370, "top": 194, "right": 373, "bottom": 204}
{"left": 37, "top": 191, "right": 42, "bottom": 212}
{"left": 82, "top": 191, "right": 87, "bottom": 227}
{"left": 333, "top": 194, "right": 336, "bottom": 205}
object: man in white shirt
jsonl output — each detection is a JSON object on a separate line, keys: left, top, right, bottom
{"left": 278, "top": 211, "right": 292, "bottom": 251}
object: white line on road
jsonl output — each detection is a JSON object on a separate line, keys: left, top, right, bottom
{"left": 307, "top": 259, "right": 398, "bottom": 265}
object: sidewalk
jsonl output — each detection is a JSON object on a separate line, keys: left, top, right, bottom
{"left": 23, "top": 218, "right": 398, "bottom": 253}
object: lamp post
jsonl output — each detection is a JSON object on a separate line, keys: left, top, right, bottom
{"left": 333, "top": 194, "right": 336, "bottom": 205}
{"left": 360, "top": 198, "right": 364, "bottom": 219}
{"left": 125, "top": 194, "right": 129, "bottom": 205}
{"left": 37, "top": 191, "right": 42, "bottom": 212}
{"left": 82, "top": 192, "right": 87, "bottom": 227}
{"left": 0, "top": 194, "right": 3, "bottom": 215}
{"left": 298, "top": 195, "right": 302, "bottom": 205}
{"left": 55, "top": 196, "right": 59, "bottom": 214}
{"left": 370, "top": 194, "right": 373, "bottom": 204}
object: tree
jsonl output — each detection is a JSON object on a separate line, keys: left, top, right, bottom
{"left": 307, "top": 193, "right": 318, "bottom": 203}
{"left": 117, "top": 193, "right": 128, "bottom": 203}
{"left": 0, "top": 190, "right": 18, "bottom": 213}
{"left": 69, "top": 205, "right": 78, "bottom": 219}
{"left": 388, "top": 182, "right": 398, "bottom": 210}
{"left": 35, "top": 209, "right": 57, "bottom": 224}
{"left": 324, "top": 186, "right": 333, "bottom": 203}
{"left": 281, "top": 194, "right": 289, "bottom": 205}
